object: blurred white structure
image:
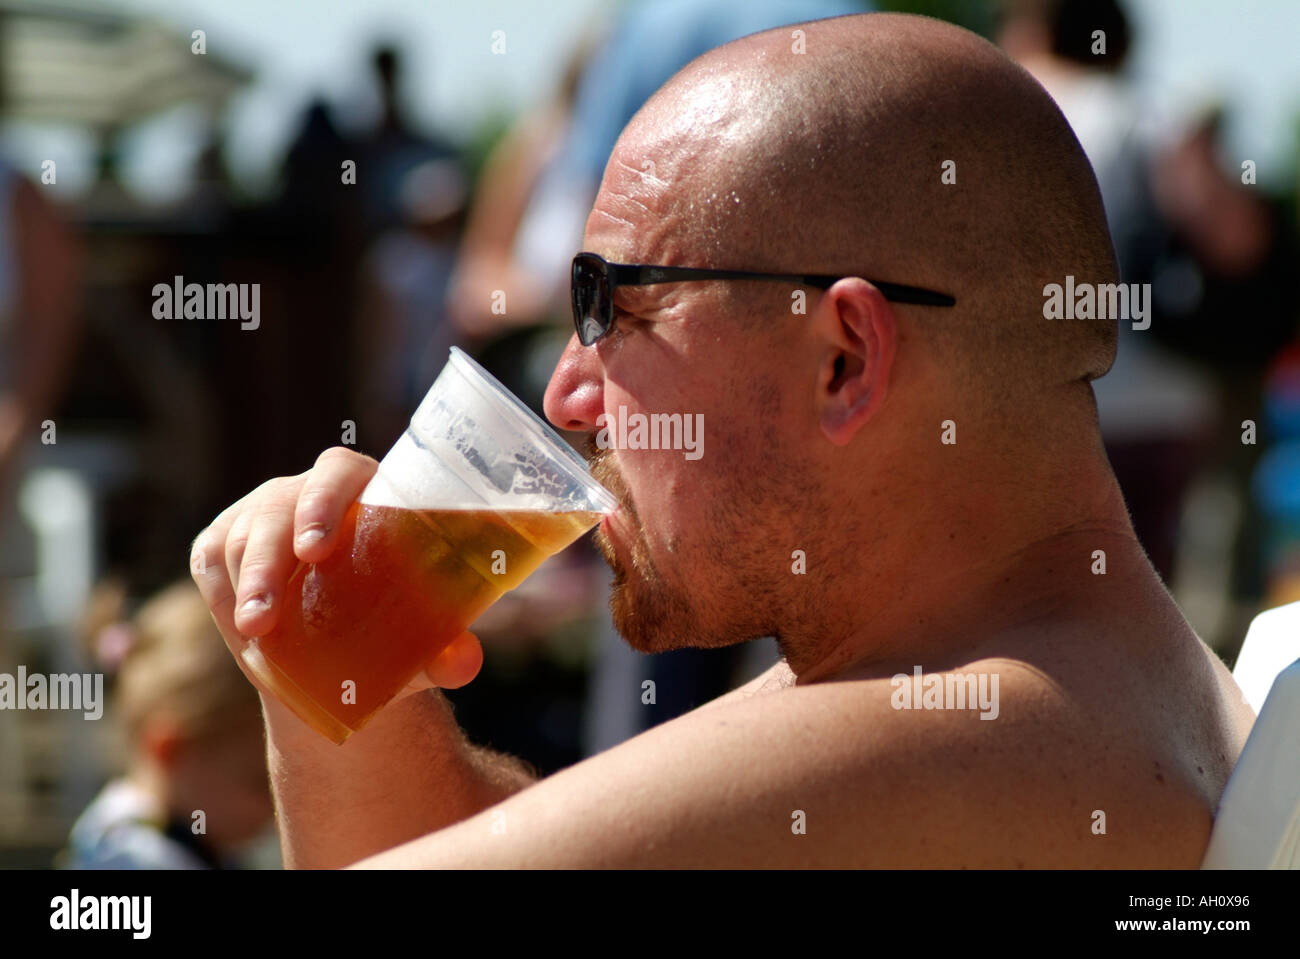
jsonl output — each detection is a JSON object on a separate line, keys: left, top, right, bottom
{"left": 1201, "top": 601, "right": 1300, "bottom": 868}
{"left": 18, "top": 469, "right": 93, "bottom": 642}
{"left": 0, "top": 0, "right": 252, "bottom": 129}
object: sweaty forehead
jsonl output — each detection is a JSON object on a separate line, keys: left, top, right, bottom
{"left": 585, "top": 70, "right": 762, "bottom": 267}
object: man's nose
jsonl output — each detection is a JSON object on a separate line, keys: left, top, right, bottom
{"left": 543, "top": 333, "right": 605, "bottom": 432}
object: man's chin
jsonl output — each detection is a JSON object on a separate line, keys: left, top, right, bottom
{"left": 593, "top": 514, "right": 721, "bottom": 653}
{"left": 610, "top": 592, "right": 676, "bottom": 654}
{"left": 607, "top": 570, "right": 721, "bottom": 654}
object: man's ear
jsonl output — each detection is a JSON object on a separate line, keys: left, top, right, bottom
{"left": 811, "top": 278, "right": 897, "bottom": 446}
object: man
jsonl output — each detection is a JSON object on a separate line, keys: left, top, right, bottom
{"left": 192, "top": 13, "right": 1254, "bottom": 867}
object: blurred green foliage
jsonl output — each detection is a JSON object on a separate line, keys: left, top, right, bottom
{"left": 878, "top": 0, "right": 999, "bottom": 36}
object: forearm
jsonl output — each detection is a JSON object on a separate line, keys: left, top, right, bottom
{"left": 263, "top": 688, "right": 536, "bottom": 869}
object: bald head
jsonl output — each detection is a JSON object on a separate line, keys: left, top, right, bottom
{"left": 553, "top": 13, "right": 1128, "bottom": 659}
{"left": 606, "top": 13, "right": 1117, "bottom": 397}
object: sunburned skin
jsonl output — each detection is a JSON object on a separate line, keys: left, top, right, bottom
{"left": 195, "top": 12, "right": 1254, "bottom": 869}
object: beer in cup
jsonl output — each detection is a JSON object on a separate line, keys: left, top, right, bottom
{"left": 240, "top": 348, "right": 617, "bottom": 743}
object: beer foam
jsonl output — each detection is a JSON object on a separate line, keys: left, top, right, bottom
{"left": 359, "top": 428, "right": 598, "bottom": 513}
{"left": 359, "top": 347, "right": 617, "bottom": 514}
{"left": 359, "top": 432, "right": 476, "bottom": 510}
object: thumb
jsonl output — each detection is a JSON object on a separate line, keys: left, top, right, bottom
{"left": 424, "top": 631, "right": 483, "bottom": 690}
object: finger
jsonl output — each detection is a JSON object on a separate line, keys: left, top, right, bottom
{"left": 191, "top": 496, "right": 255, "bottom": 657}
{"left": 192, "top": 527, "right": 238, "bottom": 644}
{"left": 424, "top": 631, "right": 483, "bottom": 690}
{"left": 232, "top": 478, "right": 304, "bottom": 636}
{"left": 192, "top": 540, "right": 272, "bottom": 696}
{"left": 223, "top": 506, "right": 256, "bottom": 599}
{"left": 293, "top": 447, "right": 379, "bottom": 563}
{"left": 221, "top": 470, "right": 305, "bottom": 598}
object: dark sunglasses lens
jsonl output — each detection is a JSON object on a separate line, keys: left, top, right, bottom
{"left": 572, "top": 255, "right": 610, "bottom": 346}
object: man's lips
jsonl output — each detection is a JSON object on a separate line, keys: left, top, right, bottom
{"left": 599, "top": 504, "right": 627, "bottom": 540}
{"left": 597, "top": 503, "right": 633, "bottom": 558}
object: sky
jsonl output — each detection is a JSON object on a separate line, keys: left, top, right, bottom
{"left": 1123, "top": 0, "right": 1300, "bottom": 182}
{"left": 3, "top": 0, "right": 1298, "bottom": 200}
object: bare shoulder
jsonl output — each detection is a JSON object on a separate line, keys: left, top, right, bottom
{"left": 694, "top": 657, "right": 797, "bottom": 712}
{"left": 665, "top": 657, "right": 1120, "bottom": 866}
{"left": 375, "top": 639, "right": 1236, "bottom": 867}
{"left": 676, "top": 649, "right": 1233, "bottom": 867}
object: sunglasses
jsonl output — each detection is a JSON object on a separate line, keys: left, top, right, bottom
{"left": 570, "top": 251, "right": 956, "bottom": 346}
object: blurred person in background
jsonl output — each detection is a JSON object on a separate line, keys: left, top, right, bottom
{"left": 355, "top": 156, "right": 468, "bottom": 445}
{"left": 251, "top": 97, "right": 367, "bottom": 483}
{"left": 352, "top": 43, "right": 469, "bottom": 446}
{"left": 1149, "top": 108, "right": 1299, "bottom": 626}
{"left": 446, "top": 26, "right": 603, "bottom": 407}
{"left": 58, "top": 581, "right": 274, "bottom": 869}
{"left": 999, "top": 0, "right": 1298, "bottom": 606}
{"left": 1253, "top": 341, "right": 1300, "bottom": 606}
{"left": 357, "top": 44, "right": 462, "bottom": 239}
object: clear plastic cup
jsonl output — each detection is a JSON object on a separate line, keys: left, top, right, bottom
{"left": 241, "top": 347, "right": 617, "bottom": 743}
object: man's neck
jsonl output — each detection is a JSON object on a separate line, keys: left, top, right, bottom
{"left": 788, "top": 436, "right": 1144, "bottom": 684}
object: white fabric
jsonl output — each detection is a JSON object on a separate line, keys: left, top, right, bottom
{"left": 1233, "top": 600, "right": 1300, "bottom": 714}
{"left": 63, "top": 779, "right": 211, "bottom": 870}
{"left": 1201, "top": 602, "right": 1300, "bottom": 868}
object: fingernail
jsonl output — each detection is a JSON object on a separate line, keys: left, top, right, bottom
{"left": 296, "top": 527, "right": 326, "bottom": 549}
{"left": 240, "top": 594, "right": 272, "bottom": 618}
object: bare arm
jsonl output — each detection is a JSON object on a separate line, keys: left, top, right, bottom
{"left": 261, "top": 685, "right": 535, "bottom": 869}
{"left": 351, "top": 655, "right": 1198, "bottom": 869}
{"left": 350, "top": 675, "right": 970, "bottom": 868}
{"left": 264, "top": 630, "right": 788, "bottom": 867}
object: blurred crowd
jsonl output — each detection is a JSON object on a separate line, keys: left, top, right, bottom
{"left": 0, "top": 0, "right": 1298, "bottom": 867}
